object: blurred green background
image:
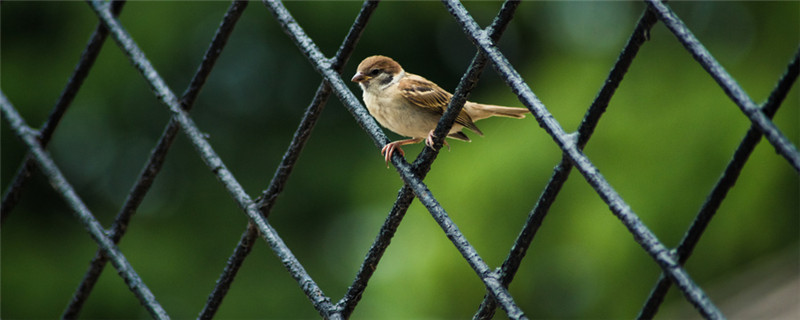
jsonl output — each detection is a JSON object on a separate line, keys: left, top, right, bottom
{"left": 2, "top": 1, "right": 798, "bottom": 319}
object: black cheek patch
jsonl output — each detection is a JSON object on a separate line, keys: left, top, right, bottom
{"left": 378, "top": 75, "right": 393, "bottom": 86}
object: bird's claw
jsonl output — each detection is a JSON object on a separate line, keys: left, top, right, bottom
{"left": 425, "top": 131, "right": 449, "bottom": 151}
{"left": 381, "top": 137, "right": 440, "bottom": 168}
{"left": 425, "top": 134, "right": 438, "bottom": 151}
{"left": 381, "top": 142, "right": 405, "bottom": 168}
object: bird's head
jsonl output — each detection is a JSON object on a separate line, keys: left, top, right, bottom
{"left": 351, "top": 55, "right": 404, "bottom": 90}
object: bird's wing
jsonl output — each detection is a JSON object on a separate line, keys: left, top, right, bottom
{"left": 399, "top": 74, "right": 480, "bottom": 133}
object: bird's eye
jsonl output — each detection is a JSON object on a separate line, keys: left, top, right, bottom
{"left": 369, "top": 69, "right": 381, "bottom": 76}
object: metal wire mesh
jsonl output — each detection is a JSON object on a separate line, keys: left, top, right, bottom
{"left": 1, "top": 0, "right": 798, "bottom": 319}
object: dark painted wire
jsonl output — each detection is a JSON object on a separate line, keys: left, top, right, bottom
{"left": 645, "top": 0, "right": 800, "bottom": 172}
{"left": 62, "top": 1, "right": 249, "bottom": 318}
{"left": 199, "top": 1, "right": 378, "bottom": 318}
{"left": 84, "top": 0, "right": 339, "bottom": 318}
{"left": 197, "top": 83, "right": 333, "bottom": 319}
{"left": 0, "top": 93, "right": 170, "bottom": 319}
{"left": 5, "top": 0, "right": 787, "bottom": 318}
{"left": 442, "top": 0, "right": 724, "bottom": 318}
{"left": 473, "top": 7, "right": 660, "bottom": 320}
{"left": 637, "top": 48, "right": 800, "bottom": 320}
{"left": 198, "top": 223, "right": 259, "bottom": 320}
{"left": 262, "top": 0, "right": 527, "bottom": 318}
{"left": 337, "top": 2, "right": 520, "bottom": 317}
{"left": 1, "top": 0, "right": 126, "bottom": 224}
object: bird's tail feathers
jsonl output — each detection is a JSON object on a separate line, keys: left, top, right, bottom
{"left": 467, "top": 103, "right": 529, "bottom": 120}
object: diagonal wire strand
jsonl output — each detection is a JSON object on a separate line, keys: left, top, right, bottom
{"left": 337, "top": 1, "right": 520, "bottom": 317}
{"left": 0, "top": 0, "right": 126, "bottom": 224}
{"left": 4, "top": 0, "right": 789, "bottom": 318}
{"left": 84, "top": 0, "right": 339, "bottom": 318}
{"left": 62, "top": 1, "right": 249, "bottom": 318}
{"left": 262, "top": 0, "right": 527, "bottom": 318}
{"left": 473, "top": 7, "right": 660, "bottom": 319}
{"left": 442, "top": 0, "right": 724, "bottom": 318}
{"left": 198, "top": 1, "right": 378, "bottom": 318}
{"left": 0, "top": 93, "right": 169, "bottom": 319}
{"left": 645, "top": 0, "right": 800, "bottom": 172}
{"left": 637, "top": 47, "right": 800, "bottom": 320}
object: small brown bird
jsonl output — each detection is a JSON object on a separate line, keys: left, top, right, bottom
{"left": 351, "top": 55, "right": 529, "bottom": 166}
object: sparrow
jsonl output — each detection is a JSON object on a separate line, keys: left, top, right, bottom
{"left": 351, "top": 55, "right": 529, "bottom": 166}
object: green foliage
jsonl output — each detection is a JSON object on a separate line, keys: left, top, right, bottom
{"left": 2, "top": 1, "right": 797, "bottom": 319}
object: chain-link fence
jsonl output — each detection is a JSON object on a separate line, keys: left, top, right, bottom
{"left": 2, "top": 0, "right": 798, "bottom": 319}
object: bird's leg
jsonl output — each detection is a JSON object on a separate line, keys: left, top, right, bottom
{"left": 424, "top": 130, "right": 449, "bottom": 151}
{"left": 381, "top": 138, "right": 423, "bottom": 167}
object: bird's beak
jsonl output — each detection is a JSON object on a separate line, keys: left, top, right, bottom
{"left": 351, "top": 71, "right": 370, "bottom": 83}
